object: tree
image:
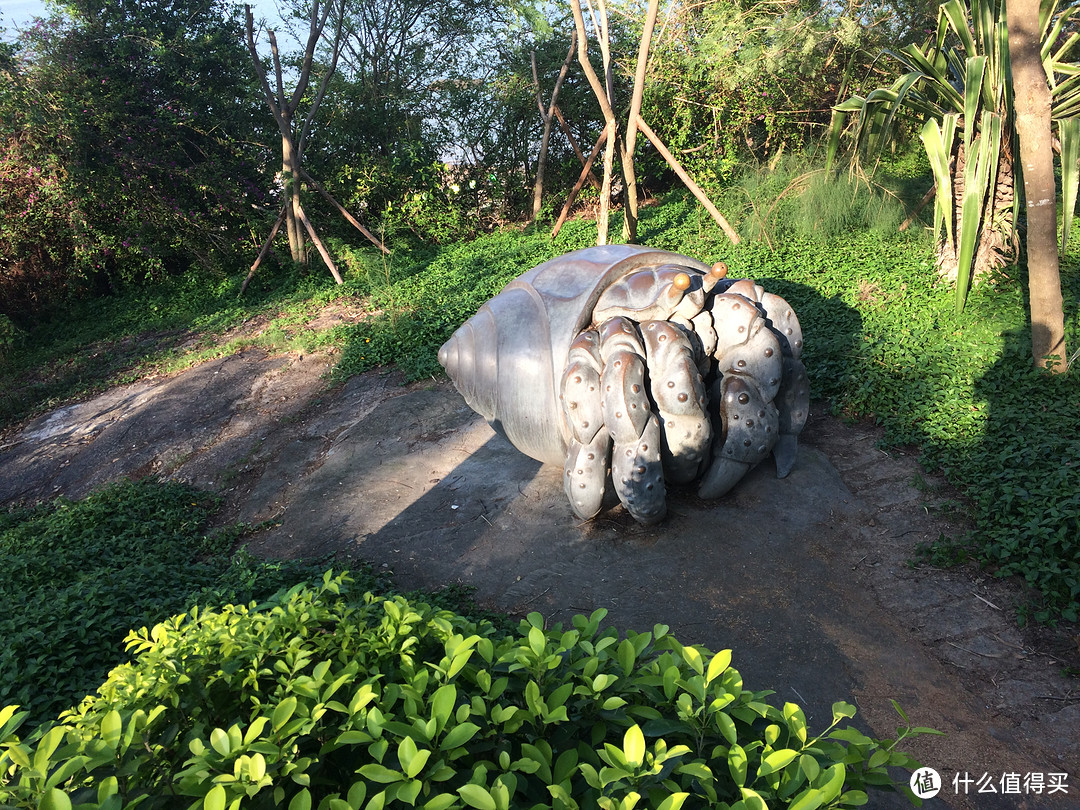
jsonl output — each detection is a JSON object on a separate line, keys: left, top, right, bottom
{"left": 528, "top": 30, "right": 577, "bottom": 224}
{"left": 242, "top": 0, "right": 388, "bottom": 292}
{"left": 1008, "top": 0, "right": 1067, "bottom": 369}
{"left": 284, "top": 0, "right": 511, "bottom": 243}
{"left": 828, "top": 0, "right": 1080, "bottom": 326}
{"left": 7, "top": 0, "right": 267, "bottom": 295}
{"left": 643, "top": 0, "right": 883, "bottom": 187}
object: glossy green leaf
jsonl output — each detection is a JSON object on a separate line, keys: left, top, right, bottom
{"left": 204, "top": 785, "right": 226, "bottom": 810}
{"left": 831, "top": 702, "right": 857, "bottom": 722}
{"left": 618, "top": 638, "right": 635, "bottom": 675}
{"left": 623, "top": 724, "right": 645, "bottom": 768}
{"left": 441, "top": 721, "right": 481, "bottom": 750}
{"left": 100, "top": 710, "right": 122, "bottom": 750}
{"left": 728, "top": 743, "right": 748, "bottom": 786}
{"left": 422, "top": 795, "right": 457, "bottom": 810}
{"left": 816, "top": 763, "right": 846, "bottom": 803}
{"left": 787, "top": 787, "right": 826, "bottom": 810}
{"left": 655, "top": 793, "right": 689, "bottom": 810}
{"left": 757, "top": 748, "right": 798, "bottom": 777}
{"left": 705, "top": 649, "right": 731, "bottom": 685}
{"left": 681, "top": 645, "right": 703, "bottom": 675}
{"left": 273, "top": 697, "right": 298, "bottom": 731}
{"left": 359, "top": 763, "right": 405, "bottom": 783}
{"left": 39, "top": 790, "right": 73, "bottom": 810}
{"left": 210, "top": 726, "right": 231, "bottom": 757}
{"left": 799, "top": 753, "right": 820, "bottom": 782}
{"left": 289, "top": 788, "right": 312, "bottom": 810}
{"left": 457, "top": 784, "right": 497, "bottom": 810}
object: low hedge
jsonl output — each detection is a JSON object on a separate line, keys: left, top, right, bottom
{"left": 0, "top": 572, "right": 933, "bottom": 808}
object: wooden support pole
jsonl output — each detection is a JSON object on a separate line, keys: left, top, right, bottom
{"left": 635, "top": 114, "right": 741, "bottom": 245}
{"left": 554, "top": 106, "right": 602, "bottom": 190}
{"left": 240, "top": 204, "right": 287, "bottom": 296}
{"left": 552, "top": 128, "right": 609, "bottom": 238}
{"left": 300, "top": 168, "right": 389, "bottom": 254}
{"left": 296, "top": 199, "right": 344, "bottom": 284}
{"left": 899, "top": 184, "right": 936, "bottom": 232}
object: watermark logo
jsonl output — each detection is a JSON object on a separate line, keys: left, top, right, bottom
{"left": 911, "top": 767, "right": 942, "bottom": 799}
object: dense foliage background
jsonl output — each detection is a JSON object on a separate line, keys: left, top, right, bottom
{"left": 1, "top": 0, "right": 928, "bottom": 315}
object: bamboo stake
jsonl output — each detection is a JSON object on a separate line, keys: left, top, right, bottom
{"left": 635, "top": 114, "right": 741, "bottom": 244}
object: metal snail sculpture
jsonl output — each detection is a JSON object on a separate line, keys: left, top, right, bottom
{"left": 439, "top": 245, "right": 810, "bottom": 525}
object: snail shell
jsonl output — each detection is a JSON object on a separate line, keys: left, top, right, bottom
{"left": 438, "top": 245, "right": 710, "bottom": 465}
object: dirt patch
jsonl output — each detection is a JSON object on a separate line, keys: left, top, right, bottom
{"left": 1, "top": 346, "right": 1077, "bottom": 809}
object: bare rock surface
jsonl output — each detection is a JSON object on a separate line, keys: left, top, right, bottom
{"left": 1, "top": 347, "right": 1077, "bottom": 809}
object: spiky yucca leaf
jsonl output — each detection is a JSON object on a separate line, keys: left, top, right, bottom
{"left": 956, "top": 112, "right": 1004, "bottom": 312}
{"left": 1058, "top": 118, "right": 1080, "bottom": 253}
{"left": 920, "top": 115, "right": 959, "bottom": 248}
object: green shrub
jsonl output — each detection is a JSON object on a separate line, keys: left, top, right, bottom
{"left": 0, "top": 573, "right": 933, "bottom": 808}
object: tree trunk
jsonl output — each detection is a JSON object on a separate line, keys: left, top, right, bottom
{"left": 621, "top": 0, "right": 660, "bottom": 244}
{"left": 552, "top": 128, "right": 608, "bottom": 238}
{"left": 1008, "top": 0, "right": 1068, "bottom": 370}
{"left": 937, "top": 143, "right": 1015, "bottom": 284}
{"left": 570, "top": 0, "right": 622, "bottom": 246}
{"left": 281, "top": 131, "right": 305, "bottom": 263}
{"left": 529, "top": 36, "right": 575, "bottom": 225}
{"left": 244, "top": 1, "right": 351, "bottom": 285}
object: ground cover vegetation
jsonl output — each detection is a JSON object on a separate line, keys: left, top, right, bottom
{"left": 1, "top": 0, "right": 1079, "bottom": 801}
{"left": 0, "top": 570, "right": 937, "bottom": 807}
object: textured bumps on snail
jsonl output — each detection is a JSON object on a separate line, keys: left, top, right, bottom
{"left": 439, "top": 245, "right": 809, "bottom": 525}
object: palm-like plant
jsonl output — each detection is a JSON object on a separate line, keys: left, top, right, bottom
{"left": 828, "top": 0, "right": 1080, "bottom": 312}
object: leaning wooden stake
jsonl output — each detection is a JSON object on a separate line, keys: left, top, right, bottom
{"left": 240, "top": 204, "right": 287, "bottom": 295}
{"left": 621, "top": 0, "right": 659, "bottom": 240}
{"left": 554, "top": 106, "right": 601, "bottom": 190}
{"left": 570, "top": 0, "right": 627, "bottom": 245}
{"left": 296, "top": 199, "right": 343, "bottom": 284}
{"left": 301, "top": 169, "right": 389, "bottom": 254}
{"left": 899, "top": 184, "right": 936, "bottom": 232}
{"left": 635, "top": 115, "right": 741, "bottom": 244}
{"left": 552, "top": 128, "right": 609, "bottom": 238}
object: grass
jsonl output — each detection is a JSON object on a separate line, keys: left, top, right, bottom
{"left": 2, "top": 161, "right": 1079, "bottom": 631}
{"left": 0, "top": 479, "right": 335, "bottom": 726}
{"left": 0, "top": 478, "right": 515, "bottom": 730}
{"left": 0, "top": 218, "right": 601, "bottom": 429}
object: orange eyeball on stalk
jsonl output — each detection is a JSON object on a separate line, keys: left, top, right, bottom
{"left": 711, "top": 261, "right": 728, "bottom": 279}
{"left": 673, "top": 272, "right": 691, "bottom": 291}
